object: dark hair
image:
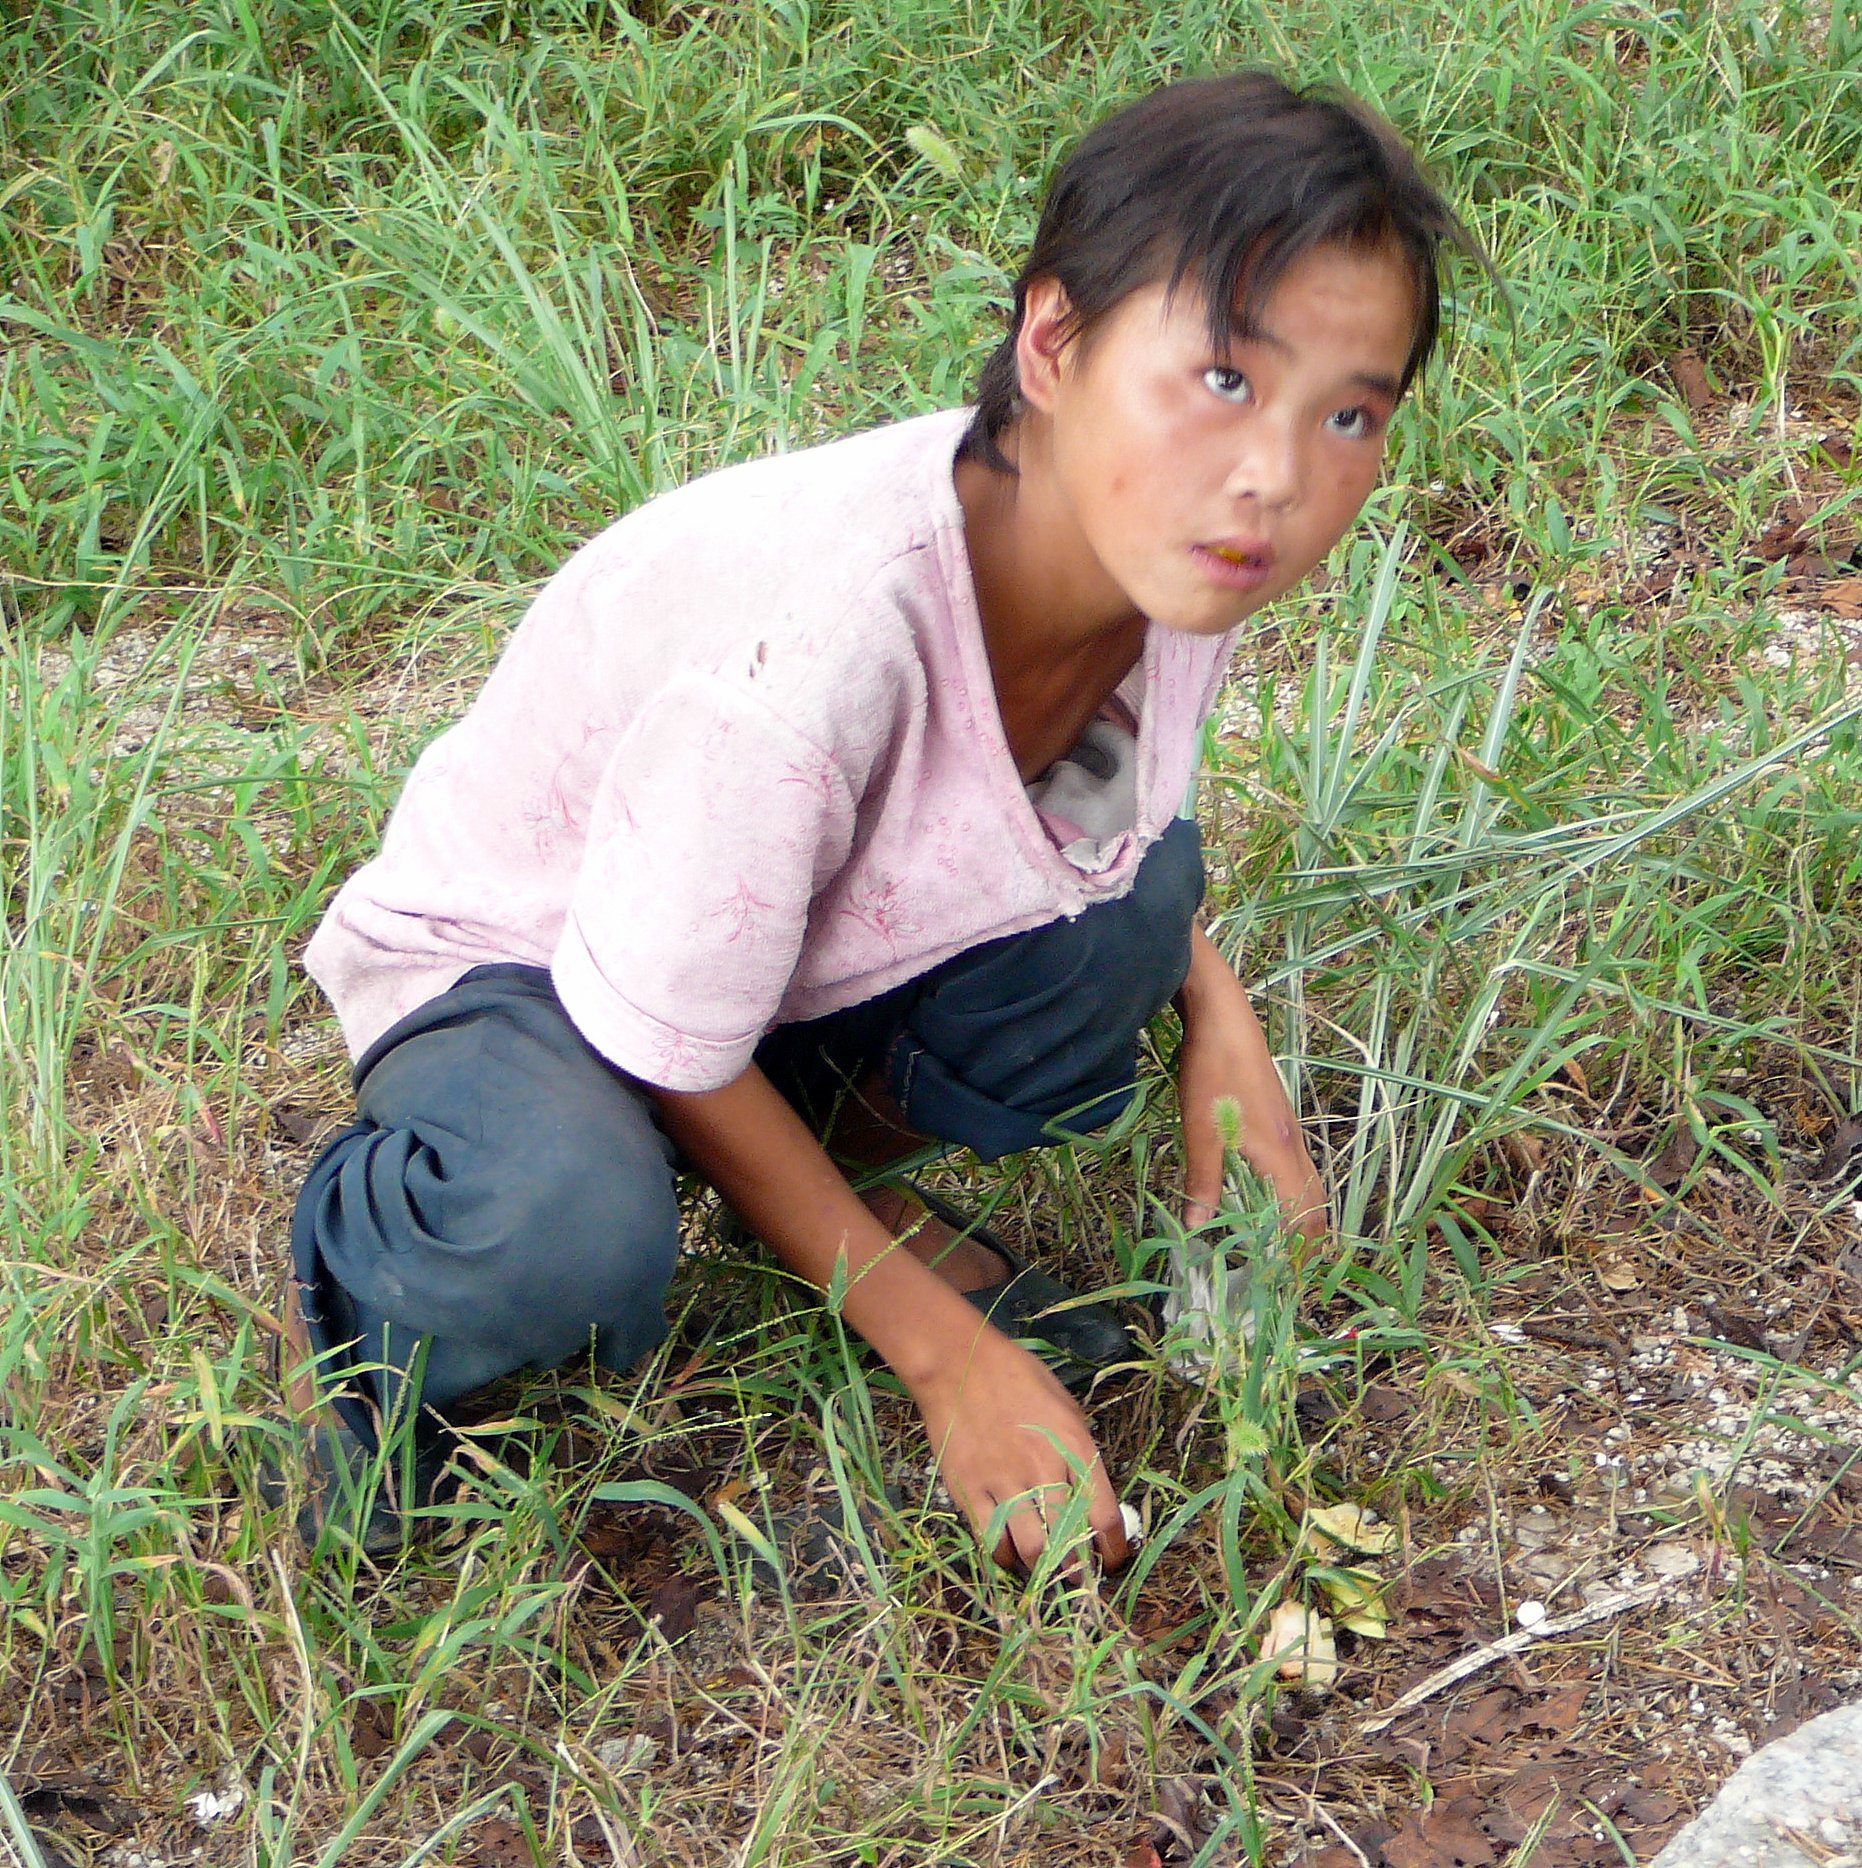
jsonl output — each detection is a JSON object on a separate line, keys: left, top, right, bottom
{"left": 961, "top": 72, "right": 1485, "bottom": 473}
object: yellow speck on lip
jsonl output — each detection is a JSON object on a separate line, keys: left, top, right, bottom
{"left": 1212, "top": 547, "right": 1247, "bottom": 564}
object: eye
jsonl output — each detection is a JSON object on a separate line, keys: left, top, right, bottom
{"left": 1201, "top": 366, "right": 1252, "bottom": 404}
{"left": 1327, "top": 406, "right": 1378, "bottom": 439}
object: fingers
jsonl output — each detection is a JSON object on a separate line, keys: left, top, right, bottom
{"left": 1181, "top": 1122, "right": 1223, "bottom": 1232}
{"left": 981, "top": 1451, "right": 1130, "bottom": 1578}
{"left": 1087, "top": 1452, "right": 1131, "bottom": 1572}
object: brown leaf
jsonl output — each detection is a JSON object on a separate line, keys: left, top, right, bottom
{"left": 646, "top": 1573, "right": 705, "bottom": 1640}
{"left": 1669, "top": 349, "right": 1715, "bottom": 412}
{"left": 1521, "top": 1681, "right": 1592, "bottom": 1734}
{"left": 1823, "top": 576, "right": 1862, "bottom": 619}
{"left": 1383, "top": 1793, "right": 1497, "bottom": 1868}
{"left": 1644, "top": 1126, "right": 1698, "bottom": 1190}
{"left": 1815, "top": 1115, "right": 1862, "bottom": 1180}
{"left": 464, "top": 1817, "right": 531, "bottom": 1867}
{"left": 351, "top": 1699, "right": 395, "bottom": 1761}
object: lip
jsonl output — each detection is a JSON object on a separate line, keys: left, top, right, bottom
{"left": 1191, "top": 539, "right": 1277, "bottom": 593}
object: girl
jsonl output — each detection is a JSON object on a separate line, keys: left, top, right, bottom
{"left": 283, "top": 71, "right": 1474, "bottom": 1570}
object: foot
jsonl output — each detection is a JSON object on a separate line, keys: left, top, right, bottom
{"left": 859, "top": 1185, "right": 1010, "bottom": 1294}
{"left": 275, "top": 1284, "right": 438, "bottom": 1558}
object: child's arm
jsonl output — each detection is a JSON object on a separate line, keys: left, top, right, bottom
{"left": 1174, "top": 926, "right": 1328, "bottom": 1239}
{"left": 653, "top": 1067, "right": 1131, "bottom": 1573}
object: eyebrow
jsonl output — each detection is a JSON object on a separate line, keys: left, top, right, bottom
{"left": 1218, "top": 329, "right": 1403, "bottom": 402}
{"left": 1349, "top": 371, "right": 1403, "bottom": 401}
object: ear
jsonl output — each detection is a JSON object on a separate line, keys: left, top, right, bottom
{"left": 1013, "top": 276, "right": 1076, "bottom": 416}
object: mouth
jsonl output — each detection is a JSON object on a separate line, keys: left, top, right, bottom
{"left": 1193, "top": 541, "right": 1276, "bottom": 592}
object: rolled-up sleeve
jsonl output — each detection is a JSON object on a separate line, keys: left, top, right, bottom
{"left": 551, "top": 673, "right": 859, "bottom": 1090}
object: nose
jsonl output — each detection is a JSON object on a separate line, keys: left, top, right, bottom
{"left": 1223, "top": 415, "right": 1304, "bottom": 512}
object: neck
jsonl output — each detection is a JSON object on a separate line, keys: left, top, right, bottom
{"left": 954, "top": 418, "right": 1148, "bottom": 780}
{"left": 955, "top": 416, "right": 1145, "bottom": 687}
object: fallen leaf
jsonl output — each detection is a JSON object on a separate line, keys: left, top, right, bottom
{"left": 1644, "top": 1126, "right": 1698, "bottom": 1190}
{"left": 1596, "top": 1258, "right": 1641, "bottom": 1292}
{"left": 1312, "top": 1565, "right": 1392, "bottom": 1638}
{"left": 1823, "top": 576, "right": 1862, "bottom": 619}
{"left": 1304, "top": 1502, "right": 1400, "bottom": 1556}
{"left": 1668, "top": 348, "right": 1715, "bottom": 412}
{"left": 1383, "top": 1792, "right": 1497, "bottom": 1868}
{"left": 1814, "top": 1115, "right": 1862, "bottom": 1181}
{"left": 1263, "top": 1601, "right": 1339, "bottom": 1692}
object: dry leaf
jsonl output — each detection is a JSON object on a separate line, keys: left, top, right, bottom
{"left": 1597, "top": 1258, "right": 1640, "bottom": 1292}
{"left": 1668, "top": 348, "right": 1715, "bottom": 413}
{"left": 1263, "top": 1600, "right": 1339, "bottom": 1691}
{"left": 1813, "top": 1114, "right": 1862, "bottom": 1181}
{"left": 1645, "top": 1126, "right": 1698, "bottom": 1190}
{"left": 1822, "top": 576, "right": 1862, "bottom": 619}
{"left": 1314, "top": 1565, "right": 1392, "bottom": 1638}
{"left": 1304, "top": 1501, "right": 1400, "bottom": 1556}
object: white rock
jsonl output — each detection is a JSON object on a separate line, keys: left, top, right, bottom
{"left": 1515, "top": 1600, "right": 1547, "bottom": 1630}
{"left": 598, "top": 1734, "right": 659, "bottom": 1776}
{"left": 1644, "top": 1543, "right": 1702, "bottom": 1580}
{"left": 188, "top": 1783, "right": 245, "bottom": 1825}
{"left": 1651, "top": 1704, "right": 1862, "bottom": 1865}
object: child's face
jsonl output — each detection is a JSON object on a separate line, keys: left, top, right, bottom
{"left": 1026, "top": 239, "right": 1419, "bottom": 637}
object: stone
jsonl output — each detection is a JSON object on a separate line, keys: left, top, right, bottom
{"left": 597, "top": 1734, "right": 658, "bottom": 1777}
{"left": 1650, "top": 1701, "right": 1862, "bottom": 1866}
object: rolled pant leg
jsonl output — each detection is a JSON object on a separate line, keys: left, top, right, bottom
{"left": 290, "top": 964, "right": 681, "bottom": 1430}
{"left": 759, "top": 816, "right": 1206, "bottom": 1160}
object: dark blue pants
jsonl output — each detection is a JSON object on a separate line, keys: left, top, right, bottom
{"left": 291, "top": 818, "right": 1202, "bottom": 1431}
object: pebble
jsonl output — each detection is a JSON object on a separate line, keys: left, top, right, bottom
{"left": 597, "top": 1735, "right": 659, "bottom": 1776}
{"left": 1515, "top": 1599, "right": 1547, "bottom": 1630}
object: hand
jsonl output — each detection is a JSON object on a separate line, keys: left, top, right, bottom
{"left": 905, "top": 1320, "right": 1129, "bottom": 1575}
{"left": 1176, "top": 929, "right": 1328, "bottom": 1241}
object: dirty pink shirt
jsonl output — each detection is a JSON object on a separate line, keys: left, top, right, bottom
{"left": 305, "top": 408, "right": 1236, "bottom": 1091}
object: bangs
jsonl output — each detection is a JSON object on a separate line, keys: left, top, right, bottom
{"left": 962, "top": 72, "right": 1484, "bottom": 474}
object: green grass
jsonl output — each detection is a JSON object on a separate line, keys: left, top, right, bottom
{"left": 4, "top": 0, "right": 1862, "bottom": 1862}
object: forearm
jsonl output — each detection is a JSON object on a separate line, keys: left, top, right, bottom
{"left": 1176, "top": 927, "right": 1295, "bottom": 1131}
{"left": 652, "top": 1064, "right": 986, "bottom": 1390}
{"left": 1173, "top": 923, "right": 1326, "bottom": 1236}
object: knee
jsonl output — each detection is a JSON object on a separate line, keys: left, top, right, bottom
{"left": 304, "top": 1105, "right": 682, "bottom": 1356}
{"left": 497, "top": 1106, "right": 683, "bottom": 1320}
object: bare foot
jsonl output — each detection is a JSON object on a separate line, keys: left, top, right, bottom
{"left": 860, "top": 1186, "right": 1008, "bottom": 1294}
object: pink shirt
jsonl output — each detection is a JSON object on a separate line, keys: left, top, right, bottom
{"left": 305, "top": 409, "right": 1235, "bottom": 1091}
